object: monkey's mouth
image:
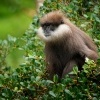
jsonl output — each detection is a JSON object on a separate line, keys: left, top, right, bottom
{"left": 44, "top": 30, "right": 51, "bottom": 37}
{"left": 45, "top": 34, "right": 50, "bottom": 37}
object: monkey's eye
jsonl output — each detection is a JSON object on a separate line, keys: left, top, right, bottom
{"left": 41, "top": 24, "right": 44, "bottom": 27}
{"left": 41, "top": 23, "right": 50, "bottom": 27}
{"left": 41, "top": 23, "right": 44, "bottom": 27}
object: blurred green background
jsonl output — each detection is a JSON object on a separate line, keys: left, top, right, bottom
{"left": 0, "top": 0, "right": 36, "bottom": 67}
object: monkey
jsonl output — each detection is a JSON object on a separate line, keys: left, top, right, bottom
{"left": 37, "top": 11, "right": 98, "bottom": 79}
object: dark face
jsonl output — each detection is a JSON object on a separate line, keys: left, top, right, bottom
{"left": 41, "top": 21, "right": 64, "bottom": 37}
{"left": 41, "top": 23, "right": 58, "bottom": 36}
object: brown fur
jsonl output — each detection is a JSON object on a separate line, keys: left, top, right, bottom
{"left": 38, "top": 11, "right": 98, "bottom": 79}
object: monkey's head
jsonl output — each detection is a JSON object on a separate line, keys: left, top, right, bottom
{"left": 37, "top": 11, "right": 72, "bottom": 42}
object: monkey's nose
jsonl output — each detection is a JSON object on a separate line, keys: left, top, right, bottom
{"left": 45, "top": 31, "right": 50, "bottom": 37}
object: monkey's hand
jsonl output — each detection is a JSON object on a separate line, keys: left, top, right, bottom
{"left": 81, "top": 47, "right": 98, "bottom": 62}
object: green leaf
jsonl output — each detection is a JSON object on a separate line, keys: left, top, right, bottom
{"left": 8, "top": 35, "right": 17, "bottom": 42}
{"left": 49, "top": 91, "right": 56, "bottom": 97}
{"left": 73, "top": 66, "right": 78, "bottom": 75}
{"left": 36, "top": 76, "right": 41, "bottom": 81}
{"left": 0, "top": 74, "right": 4, "bottom": 79}
{"left": 95, "top": 17, "right": 100, "bottom": 23}
{"left": 65, "top": 89, "right": 74, "bottom": 97}
{"left": 31, "top": 76, "right": 35, "bottom": 81}
{"left": 47, "top": 80, "right": 54, "bottom": 84}
{"left": 20, "top": 82, "right": 24, "bottom": 86}
{"left": 93, "top": 97, "right": 98, "bottom": 100}
{"left": 83, "top": 14, "right": 88, "bottom": 18}
{"left": 53, "top": 74, "right": 58, "bottom": 83}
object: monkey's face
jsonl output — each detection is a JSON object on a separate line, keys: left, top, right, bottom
{"left": 37, "top": 11, "right": 72, "bottom": 42}
{"left": 41, "top": 23, "right": 59, "bottom": 37}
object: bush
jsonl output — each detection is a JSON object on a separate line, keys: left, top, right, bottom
{"left": 0, "top": 0, "right": 100, "bottom": 99}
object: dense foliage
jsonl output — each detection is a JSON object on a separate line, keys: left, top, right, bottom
{"left": 0, "top": 0, "right": 35, "bottom": 16}
{"left": 0, "top": 0, "right": 100, "bottom": 99}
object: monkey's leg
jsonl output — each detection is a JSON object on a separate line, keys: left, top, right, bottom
{"left": 75, "top": 54, "right": 85, "bottom": 71}
{"left": 77, "top": 59, "right": 85, "bottom": 71}
{"left": 47, "top": 63, "right": 64, "bottom": 80}
{"left": 62, "top": 60, "right": 76, "bottom": 78}
{"left": 46, "top": 65, "right": 55, "bottom": 80}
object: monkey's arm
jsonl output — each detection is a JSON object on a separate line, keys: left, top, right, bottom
{"left": 65, "top": 19, "right": 98, "bottom": 52}
{"left": 66, "top": 21, "right": 98, "bottom": 61}
{"left": 76, "top": 28, "right": 98, "bottom": 52}
{"left": 69, "top": 33, "right": 98, "bottom": 61}
{"left": 74, "top": 28, "right": 99, "bottom": 61}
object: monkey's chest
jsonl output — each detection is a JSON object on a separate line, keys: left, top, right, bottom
{"left": 51, "top": 45, "right": 72, "bottom": 66}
